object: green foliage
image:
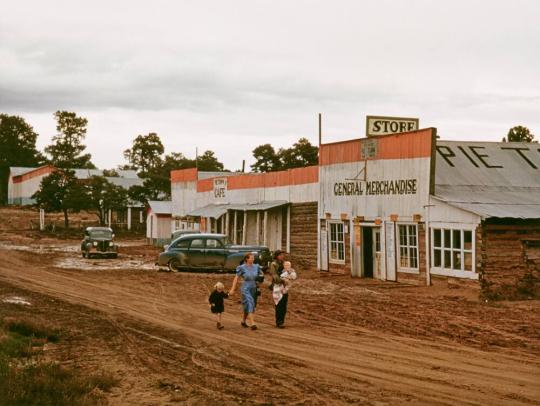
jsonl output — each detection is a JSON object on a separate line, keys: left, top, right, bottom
{"left": 251, "top": 144, "right": 281, "bottom": 172}
{"left": 123, "top": 132, "right": 226, "bottom": 201}
{"left": 0, "top": 114, "right": 46, "bottom": 204}
{"left": 502, "top": 126, "right": 536, "bottom": 143}
{"left": 32, "top": 169, "right": 87, "bottom": 228}
{"left": 86, "top": 176, "right": 128, "bottom": 225}
{"left": 123, "top": 133, "right": 164, "bottom": 175}
{"left": 251, "top": 137, "right": 318, "bottom": 172}
{"left": 45, "top": 111, "right": 95, "bottom": 169}
{"left": 196, "top": 150, "right": 224, "bottom": 172}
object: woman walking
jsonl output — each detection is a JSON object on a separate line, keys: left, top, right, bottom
{"left": 229, "top": 253, "right": 264, "bottom": 330}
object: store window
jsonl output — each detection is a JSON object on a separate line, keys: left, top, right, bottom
{"left": 398, "top": 225, "right": 418, "bottom": 270}
{"left": 328, "top": 221, "right": 345, "bottom": 263}
{"left": 432, "top": 228, "right": 474, "bottom": 272}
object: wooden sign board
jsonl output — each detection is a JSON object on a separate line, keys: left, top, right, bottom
{"left": 366, "top": 115, "right": 419, "bottom": 137}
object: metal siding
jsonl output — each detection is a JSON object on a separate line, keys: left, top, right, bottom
{"left": 319, "top": 158, "right": 432, "bottom": 219}
{"left": 435, "top": 141, "right": 540, "bottom": 218}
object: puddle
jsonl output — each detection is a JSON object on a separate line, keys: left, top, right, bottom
{"left": 0, "top": 241, "right": 144, "bottom": 254}
{"left": 2, "top": 296, "right": 32, "bottom": 305}
{"left": 55, "top": 257, "right": 157, "bottom": 271}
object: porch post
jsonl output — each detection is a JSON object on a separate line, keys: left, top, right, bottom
{"left": 127, "top": 207, "right": 132, "bottom": 230}
{"left": 242, "top": 210, "right": 247, "bottom": 245}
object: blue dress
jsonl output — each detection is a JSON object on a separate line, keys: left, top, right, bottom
{"left": 236, "top": 263, "right": 261, "bottom": 313}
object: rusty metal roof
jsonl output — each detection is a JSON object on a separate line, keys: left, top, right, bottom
{"left": 435, "top": 141, "right": 540, "bottom": 219}
{"left": 148, "top": 200, "right": 172, "bottom": 215}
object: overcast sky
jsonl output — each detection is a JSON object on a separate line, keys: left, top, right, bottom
{"left": 1, "top": 0, "right": 539, "bottom": 170}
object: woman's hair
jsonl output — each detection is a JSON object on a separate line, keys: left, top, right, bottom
{"left": 214, "top": 282, "right": 224, "bottom": 290}
{"left": 243, "top": 252, "right": 254, "bottom": 262}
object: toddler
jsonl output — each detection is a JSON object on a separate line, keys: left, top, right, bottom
{"left": 272, "top": 261, "right": 297, "bottom": 305}
{"left": 208, "top": 282, "right": 229, "bottom": 329}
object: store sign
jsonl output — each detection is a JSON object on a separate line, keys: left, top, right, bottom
{"left": 333, "top": 179, "right": 418, "bottom": 196}
{"left": 366, "top": 115, "right": 419, "bottom": 137}
{"left": 213, "top": 177, "right": 227, "bottom": 199}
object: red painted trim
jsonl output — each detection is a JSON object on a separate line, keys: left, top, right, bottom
{"left": 12, "top": 165, "right": 55, "bottom": 184}
{"left": 197, "top": 178, "right": 213, "bottom": 192}
{"left": 171, "top": 168, "right": 198, "bottom": 183}
{"left": 319, "top": 128, "right": 434, "bottom": 165}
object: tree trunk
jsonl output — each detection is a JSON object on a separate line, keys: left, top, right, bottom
{"left": 63, "top": 209, "right": 69, "bottom": 228}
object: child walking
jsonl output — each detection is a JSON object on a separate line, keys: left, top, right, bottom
{"left": 209, "top": 282, "right": 229, "bottom": 330}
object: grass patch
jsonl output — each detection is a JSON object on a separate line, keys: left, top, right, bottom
{"left": 0, "top": 317, "right": 117, "bottom": 406}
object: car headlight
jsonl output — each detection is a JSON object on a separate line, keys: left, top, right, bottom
{"left": 109, "top": 241, "right": 113, "bottom": 247}
{"left": 93, "top": 241, "right": 98, "bottom": 247}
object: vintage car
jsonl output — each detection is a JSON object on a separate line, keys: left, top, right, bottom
{"left": 81, "top": 227, "right": 118, "bottom": 258}
{"left": 157, "top": 233, "right": 272, "bottom": 272}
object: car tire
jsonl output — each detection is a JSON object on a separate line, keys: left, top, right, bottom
{"left": 111, "top": 253, "right": 118, "bottom": 259}
{"left": 82, "top": 251, "right": 86, "bottom": 258}
{"left": 168, "top": 259, "right": 181, "bottom": 272}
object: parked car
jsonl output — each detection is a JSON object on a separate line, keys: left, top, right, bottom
{"left": 157, "top": 233, "right": 272, "bottom": 272}
{"left": 81, "top": 227, "right": 118, "bottom": 258}
{"left": 171, "top": 229, "right": 200, "bottom": 241}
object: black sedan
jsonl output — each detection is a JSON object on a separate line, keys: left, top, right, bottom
{"left": 157, "top": 233, "right": 271, "bottom": 272}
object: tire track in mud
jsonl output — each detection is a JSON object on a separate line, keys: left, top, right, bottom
{"left": 0, "top": 249, "right": 539, "bottom": 405}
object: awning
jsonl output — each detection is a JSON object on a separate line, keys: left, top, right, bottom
{"left": 187, "top": 200, "right": 289, "bottom": 218}
{"left": 187, "top": 204, "right": 230, "bottom": 219}
{"left": 230, "top": 200, "right": 289, "bottom": 211}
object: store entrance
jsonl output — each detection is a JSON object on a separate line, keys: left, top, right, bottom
{"left": 362, "top": 226, "right": 382, "bottom": 278}
{"left": 362, "top": 227, "right": 373, "bottom": 278}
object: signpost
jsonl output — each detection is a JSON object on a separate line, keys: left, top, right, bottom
{"left": 366, "top": 115, "right": 419, "bottom": 137}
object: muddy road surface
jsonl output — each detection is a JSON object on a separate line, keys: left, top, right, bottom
{"left": 0, "top": 237, "right": 539, "bottom": 405}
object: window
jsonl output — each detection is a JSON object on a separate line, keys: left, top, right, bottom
{"left": 206, "top": 239, "right": 223, "bottom": 249}
{"left": 171, "top": 239, "right": 189, "bottom": 249}
{"left": 190, "top": 239, "right": 205, "bottom": 249}
{"left": 328, "top": 221, "right": 345, "bottom": 263}
{"left": 398, "top": 225, "right": 418, "bottom": 269}
{"left": 432, "top": 228, "right": 474, "bottom": 272}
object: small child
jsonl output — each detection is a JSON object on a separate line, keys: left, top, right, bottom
{"left": 280, "top": 261, "right": 297, "bottom": 294}
{"left": 209, "top": 282, "right": 229, "bottom": 329}
{"left": 272, "top": 261, "right": 297, "bottom": 305}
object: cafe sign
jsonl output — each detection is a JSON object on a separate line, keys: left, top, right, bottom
{"left": 213, "top": 177, "right": 227, "bottom": 199}
{"left": 366, "top": 115, "right": 419, "bottom": 137}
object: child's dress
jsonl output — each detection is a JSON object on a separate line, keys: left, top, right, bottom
{"left": 209, "top": 290, "right": 229, "bottom": 313}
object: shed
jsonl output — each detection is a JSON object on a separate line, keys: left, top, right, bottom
{"left": 147, "top": 201, "right": 173, "bottom": 246}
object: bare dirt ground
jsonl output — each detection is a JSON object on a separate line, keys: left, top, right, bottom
{"left": 0, "top": 208, "right": 539, "bottom": 405}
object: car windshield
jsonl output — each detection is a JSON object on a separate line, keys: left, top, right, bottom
{"left": 89, "top": 230, "right": 112, "bottom": 239}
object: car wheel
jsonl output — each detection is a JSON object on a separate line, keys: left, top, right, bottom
{"left": 168, "top": 259, "right": 181, "bottom": 272}
{"left": 82, "top": 251, "right": 86, "bottom": 258}
{"left": 111, "top": 253, "right": 118, "bottom": 259}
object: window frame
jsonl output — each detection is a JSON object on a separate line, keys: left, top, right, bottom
{"left": 327, "top": 220, "right": 346, "bottom": 264}
{"left": 430, "top": 225, "right": 477, "bottom": 279}
{"left": 397, "top": 223, "right": 419, "bottom": 273}
{"left": 189, "top": 238, "right": 206, "bottom": 249}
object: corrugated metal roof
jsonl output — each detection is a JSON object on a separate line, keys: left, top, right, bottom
{"left": 106, "top": 177, "right": 144, "bottom": 188}
{"left": 9, "top": 167, "right": 38, "bottom": 176}
{"left": 148, "top": 200, "right": 172, "bottom": 215}
{"left": 188, "top": 204, "right": 230, "bottom": 218}
{"left": 230, "top": 200, "right": 289, "bottom": 211}
{"left": 435, "top": 141, "right": 540, "bottom": 219}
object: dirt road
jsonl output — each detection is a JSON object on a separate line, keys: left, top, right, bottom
{"left": 1, "top": 237, "right": 539, "bottom": 405}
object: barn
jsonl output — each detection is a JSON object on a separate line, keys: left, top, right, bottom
{"left": 7, "top": 165, "right": 145, "bottom": 230}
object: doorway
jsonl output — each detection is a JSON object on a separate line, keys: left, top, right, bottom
{"left": 362, "top": 227, "right": 373, "bottom": 277}
{"left": 362, "top": 226, "right": 382, "bottom": 278}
